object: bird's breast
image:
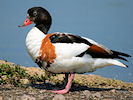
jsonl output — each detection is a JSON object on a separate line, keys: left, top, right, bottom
{"left": 25, "top": 27, "right": 45, "bottom": 61}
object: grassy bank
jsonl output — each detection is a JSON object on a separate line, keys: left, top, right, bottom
{"left": 0, "top": 60, "right": 133, "bottom": 90}
{"left": 1, "top": 60, "right": 133, "bottom": 99}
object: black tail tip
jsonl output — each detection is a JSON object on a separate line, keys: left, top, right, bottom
{"left": 125, "top": 64, "right": 128, "bottom": 68}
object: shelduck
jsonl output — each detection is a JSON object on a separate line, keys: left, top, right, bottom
{"left": 18, "top": 7, "right": 131, "bottom": 94}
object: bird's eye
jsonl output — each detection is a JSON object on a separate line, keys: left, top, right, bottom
{"left": 33, "top": 11, "right": 37, "bottom": 16}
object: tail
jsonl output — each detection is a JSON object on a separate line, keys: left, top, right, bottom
{"left": 110, "top": 50, "right": 131, "bottom": 67}
{"left": 112, "top": 50, "right": 131, "bottom": 62}
{"left": 94, "top": 59, "right": 128, "bottom": 69}
{"left": 108, "top": 59, "right": 128, "bottom": 68}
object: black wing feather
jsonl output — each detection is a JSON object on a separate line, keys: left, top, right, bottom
{"left": 49, "top": 33, "right": 92, "bottom": 46}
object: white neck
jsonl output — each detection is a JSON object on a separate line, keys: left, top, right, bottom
{"left": 26, "top": 27, "right": 46, "bottom": 61}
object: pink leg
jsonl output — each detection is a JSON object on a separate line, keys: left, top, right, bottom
{"left": 52, "top": 74, "right": 74, "bottom": 94}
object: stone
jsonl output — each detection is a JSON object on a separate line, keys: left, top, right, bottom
{"left": 39, "top": 89, "right": 46, "bottom": 93}
{"left": 20, "top": 79, "right": 30, "bottom": 84}
{"left": 0, "top": 97, "right": 2, "bottom": 100}
{"left": 110, "top": 89, "right": 116, "bottom": 93}
{"left": 83, "top": 90, "right": 91, "bottom": 98}
{"left": 20, "top": 94, "right": 36, "bottom": 100}
{"left": 52, "top": 94, "right": 65, "bottom": 100}
{"left": 1, "top": 75, "right": 7, "bottom": 80}
{"left": 92, "top": 92, "right": 101, "bottom": 98}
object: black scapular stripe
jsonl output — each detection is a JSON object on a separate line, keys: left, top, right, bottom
{"left": 49, "top": 33, "right": 93, "bottom": 46}
{"left": 76, "top": 48, "right": 131, "bottom": 62}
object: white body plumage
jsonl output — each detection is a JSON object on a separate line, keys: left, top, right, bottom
{"left": 26, "top": 27, "right": 127, "bottom": 74}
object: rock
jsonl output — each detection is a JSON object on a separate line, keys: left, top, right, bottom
{"left": 0, "top": 97, "right": 2, "bottom": 100}
{"left": 83, "top": 90, "right": 91, "bottom": 98}
{"left": 0, "top": 60, "right": 14, "bottom": 66}
{"left": 37, "top": 94, "right": 45, "bottom": 100}
{"left": 129, "top": 90, "right": 133, "bottom": 94}
{"left": 80, "top": 94, "right": 85, "bottom": 99}
{"left": 92, "top": 92, "right": 101, "bottom": 98}
{"left": 103, "top": 95, "right": 114, "bottom": 100}
{"left": 15, "top": 96, "right": 21, "bottom": 100}
{"left": 20, "top": 94, "right": 36, "bottom": 100}
{"left": 1, "top": 75, "right": 7, "bottom": 80}
{"left": 110, "top": 89, "right": 116, "bottom": 93}
{"left": 39, "top": 89, "right": 46, "bottom": 93}
{"left": 52, "top": 94, "right": 65, "bottom": 100}
{"left": 20, "top": 79, "right": 30, "bottom": 84}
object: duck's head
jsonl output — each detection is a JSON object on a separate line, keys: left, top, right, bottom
{"left": 19, "top": 7, "right": 52, "bottom": 34}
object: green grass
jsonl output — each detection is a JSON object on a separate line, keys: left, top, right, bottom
{"left": 0, "top": 64, "right": 46, "bottom": 87}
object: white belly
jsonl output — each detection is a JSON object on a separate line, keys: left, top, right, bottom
{"left": 47, "top": 57, "right": 122, "bottom": 74}
{"left": 47, "top": 56, "right": 95, "bottom": 73}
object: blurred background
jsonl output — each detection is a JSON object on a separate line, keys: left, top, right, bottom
{"left": 0, "top": 0, "right": 132, "bottom": 82}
